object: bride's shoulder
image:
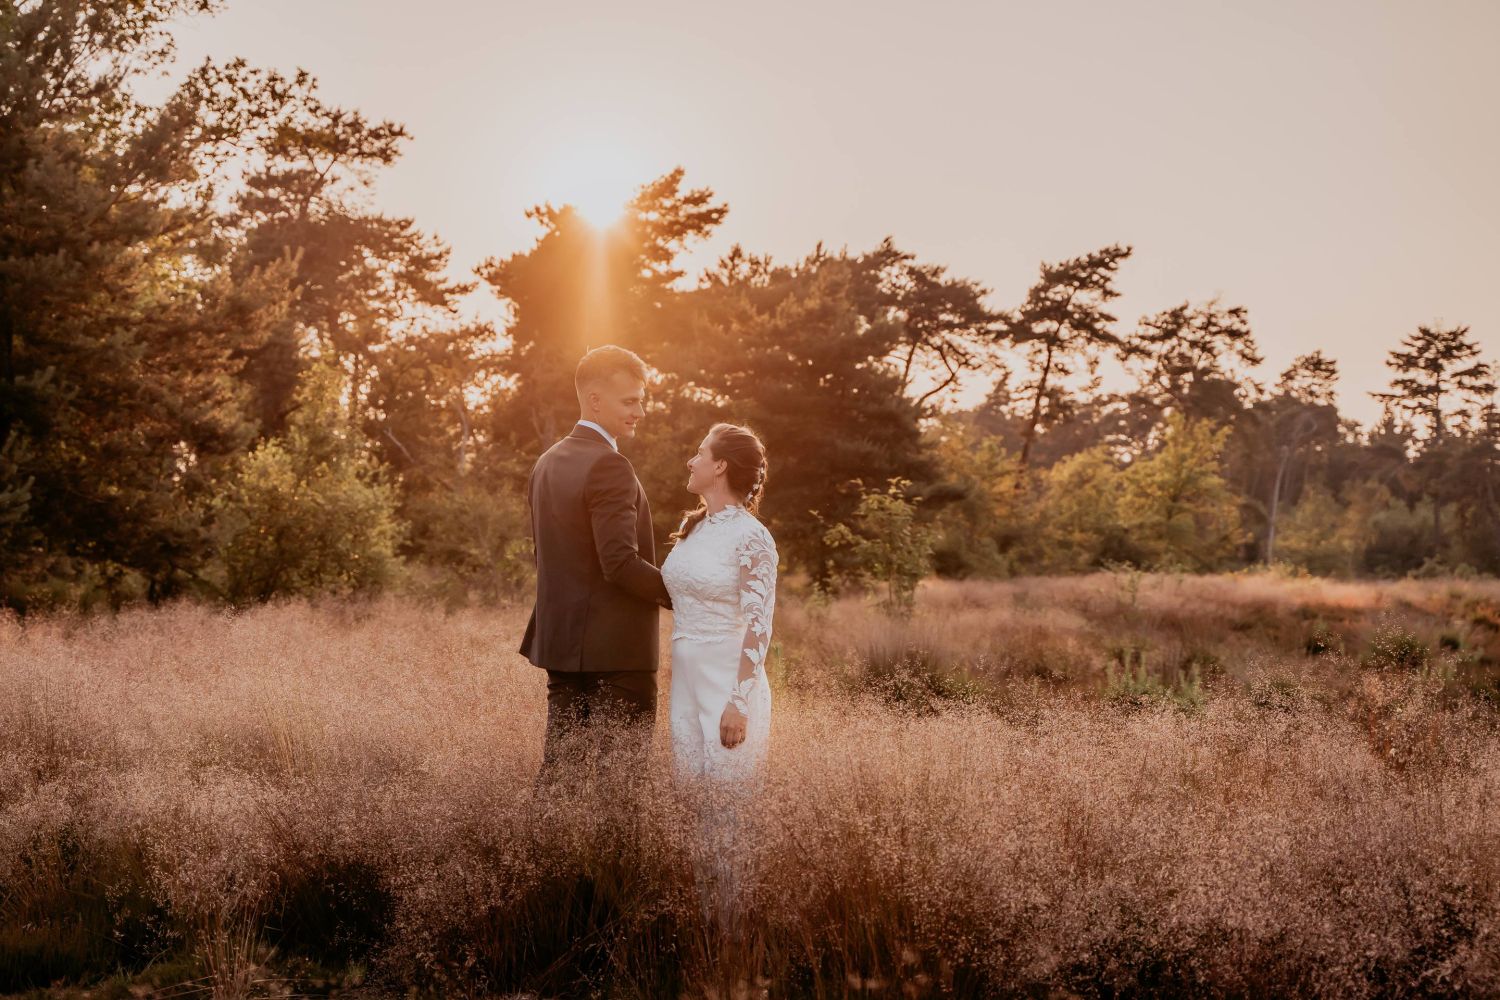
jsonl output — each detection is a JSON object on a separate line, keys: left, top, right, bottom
{"left": 736, "top": 509, "right": 776, "bottom": 547}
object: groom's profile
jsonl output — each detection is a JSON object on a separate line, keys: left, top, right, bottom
{"left": 519, "top": 345, "right": 672, "bottom": 773}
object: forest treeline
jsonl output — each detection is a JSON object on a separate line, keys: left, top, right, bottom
{"left": 3, "top": 0, "right": 1497, "bottom": 612}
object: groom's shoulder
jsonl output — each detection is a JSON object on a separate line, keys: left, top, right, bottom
{"left": 539, "top": 434, "right": 633, "bottom": 477}
{"left": 541, "top": 431, "right": 611, "bottom": 461}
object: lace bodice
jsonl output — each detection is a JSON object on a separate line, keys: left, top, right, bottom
{"left": 662, "top": 505, "right": 778, "bottom": 713}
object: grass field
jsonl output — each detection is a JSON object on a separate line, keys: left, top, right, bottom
{"left": 2, "top": 572, "right": 1499, "bottom": 998}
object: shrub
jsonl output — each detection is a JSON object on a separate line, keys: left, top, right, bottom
{"left": 1364, "top": 620, "right": 1430, "bottom": 671}
{"left": 823, "top": 479, "right": 936, "bottom": 616}
{"left": 1305, "top": 622, "right": 1344, "bottom": 656}
{"left": 1104, "top": 660, "right": 1206, "bottom": 713}
{"left": 213, "top": 365, "right": 405, "bottom": 603}
{"left": 400, "top": 480, "right": 533, "bottom": 604}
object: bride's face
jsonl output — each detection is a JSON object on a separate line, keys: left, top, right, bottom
{"left": 685, "top": 433, "right": 726, "bottom": 496}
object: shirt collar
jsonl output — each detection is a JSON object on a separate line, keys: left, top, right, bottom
{"left": 576, "top": 419, "right": 618, "bottom": 451}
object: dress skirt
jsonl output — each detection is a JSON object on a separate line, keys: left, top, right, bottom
{"left": 668, "top": 634, "right": 772, "bottom": 784}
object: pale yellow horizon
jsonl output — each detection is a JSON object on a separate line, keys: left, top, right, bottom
{"left": 150, "top": 0, "right": 1500, "bottom": 427}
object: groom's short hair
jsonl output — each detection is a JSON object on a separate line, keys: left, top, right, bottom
{"left": 575, "top": 345, "right": 648, "bottom": 398}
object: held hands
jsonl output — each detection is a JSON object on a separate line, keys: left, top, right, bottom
{"left": 719, "top": 702, "right": 748, "bottom": 749}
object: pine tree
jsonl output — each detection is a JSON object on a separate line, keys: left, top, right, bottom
{"left": 670, "top": 247, "right": 934, "bottom": 573}
{"left": 1372, "top": 324, "right": 1493, "bottom": 441}
{"left": 1128, "top": 298, "right": 1261, "bottom": 423}
{"left": 0, "top": 0, "right": 292, "bottom": 606}
{"left": 1371, "top": 324, "right": 1495, "bottom": 549}
{"left": 477, "top": 168, "right": 727, "bottom": 448}
{"left": 999, "top": 245, "right": 1133, "bottom": 472}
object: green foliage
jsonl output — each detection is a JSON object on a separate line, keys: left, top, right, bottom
{"left": 214, "top": 365, "right": 404, "bottom": 603}
{"left": 1276, "top": 484, "right": 1353, "bottom": 576}
{"left": 400, "top": 480, "right": 533, "bottom": 605}
{"left": 1365, "top": 496, "right": 1438, "bottom": 577}
{"left": 1119, "top": 415, "right": 1244, "bottom": 571}
{"left": 1103, "top": 660, "right": 1206, "bottom": 713}
{"left": 8, "top": 5, "right": 1500, "bottom": 608}
{"left": 0, "top": 436, "right": 33, "bottom": 563}
{"left": 673, "top": 247, "right": 936, "bottom": 572}
{"left": 823, "top": 479, "right": 936, "bottom": 615}
{"left": 0, "top": 0, "right": 294, "bottom": 607}
{"left": 927, "top": 416, "right": 1029, "bottom": 577}
{"left": 1038, "top": 446, "right": 1133, "bottom": 571}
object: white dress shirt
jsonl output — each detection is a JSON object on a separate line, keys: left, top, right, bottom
{"left": 577, "top": 419, "right": 618, "bottom": 451}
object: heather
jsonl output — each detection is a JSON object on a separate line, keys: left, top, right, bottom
{"left": 3, "top": 573, "right": 1498, "bottom": 998}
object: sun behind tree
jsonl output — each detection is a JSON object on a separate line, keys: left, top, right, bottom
{"left": 549, "top": 156, "right": 639, "bottom": 229}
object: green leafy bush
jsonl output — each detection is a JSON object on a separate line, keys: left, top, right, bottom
{"left": 214, "top": 365, "right": 405, "bottom": 603}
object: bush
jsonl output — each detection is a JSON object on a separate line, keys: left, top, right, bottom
{"left": 1364, "top": 620, "right": 1430, "bottom": 671}
{"left": 213, "top": 365, "right": 405, "bottom": 603}
{"left": 1305, "top": 622, "right": 1344, "bottom": 656}
{"left": 400, "top": 480, "right": 533, "bottom": 604}
{"left": 1119, "top": 415, "right": 1245, "bottom": 572}
{"left": 823, "top": 479, "right": 936, "bottom": 616}
{"left": 1104, "top": 660, "right": 1206, "bottom": 713}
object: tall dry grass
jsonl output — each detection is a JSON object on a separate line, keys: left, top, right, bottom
{"left": 1, "top": 574, "right": 1498, "bottom": 997}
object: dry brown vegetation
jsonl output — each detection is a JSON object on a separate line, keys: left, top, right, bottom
{"left": 2, "top": 572, "right": 1499, "bottom": 998}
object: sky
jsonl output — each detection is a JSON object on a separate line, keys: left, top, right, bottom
{"left": 149, "top": 0, "right": 1500, "bottom": 427}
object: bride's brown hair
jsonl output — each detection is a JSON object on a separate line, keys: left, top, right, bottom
{"left": 671, "top": 422, "right": 768, "bottom": 542}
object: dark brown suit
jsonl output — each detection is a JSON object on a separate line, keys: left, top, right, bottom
{"left": 519, "top": 423, "right": 671, "bottom": 770}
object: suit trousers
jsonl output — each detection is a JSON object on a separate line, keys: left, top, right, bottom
{"left": 540, "top": 669, "right": 657, "bottom": 776}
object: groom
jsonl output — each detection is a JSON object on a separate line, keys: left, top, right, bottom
{"left": 519, "top": 345, "right": 672, "bottom": 773}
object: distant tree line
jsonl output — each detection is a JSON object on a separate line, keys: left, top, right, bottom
{"left": 3, "top": 0, "right": 1496, "bottom": 612}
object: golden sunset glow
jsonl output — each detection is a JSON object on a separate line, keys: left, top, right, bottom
{"left": 7, "top": 2, "right": 1500, "bottom": 994}
{"left": 544, "top": 147, "right": 641, "bottom": 230}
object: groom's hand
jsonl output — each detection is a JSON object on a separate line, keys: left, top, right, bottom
{"left": 719, "top": 704, "right": 747, "bottom": 749}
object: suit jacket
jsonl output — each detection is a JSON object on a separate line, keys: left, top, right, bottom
{"left": 518, "top": 423, "right": 671, "bottom": 673}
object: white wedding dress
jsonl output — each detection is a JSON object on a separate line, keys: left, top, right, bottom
{"left": 661, "top": 503, "right": 777, "bottom": 784}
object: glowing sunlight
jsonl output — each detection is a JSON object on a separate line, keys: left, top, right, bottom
{"left": 550, "top": 152, "right": 637, "bottom": 229}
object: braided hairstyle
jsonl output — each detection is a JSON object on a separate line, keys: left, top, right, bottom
{"left": 671, "top": 422, "right": 768, "bottom": 542}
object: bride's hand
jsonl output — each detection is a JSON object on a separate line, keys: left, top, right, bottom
{"left": 719, "top": 703, "right": 747, "bottom": 749}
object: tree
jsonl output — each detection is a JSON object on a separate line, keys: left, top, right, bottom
{"left": 1118, "top": 415, "right": 1244, "bottom": 571}
{"left": 666, "top": 246, "right": 935, "bottom": 573}
{"left": 975, "top": 374, "right": 1148, "bottom": 470}
{"left": 1128, "top": 298, "right": 1261, "bottom": 423}
{"left": 1277, "top": 349, "right": 1339, "bottom": 407}
{"left": 1259, "top": 352, "right": 1343, "bottom": 563}
{"left": 1371, "top": 324, "right": 1495, "bottom": 549}
{"left": 1372, "top": 324, "right": 1495, "bottom": 442}
{"left": 0, "top": 0, "right": 294, "bottom": 607}
{"left": 1037, "top": 445, "right": 1133, "bottom": 572}
{"left": 925, "top": 416, "right": 1028, "bottom": 577}
{"left": 823, "top": 479, "right": 935, "bottom": 615}
{"left": 199, "top": 62, "right": 482, "bottom": 437}
{"left": 214, "top": 363, "right": 405, "bottom": 603}
{"left": 999, "top": 245, "right": 1133, "bottom": 472}
{"left": 851, "top": 238, "right": 1002, "bottom": 408}
{"left": 478, "top": 168, "right": 727, "bottom": 448}
{"left": 1274, "top": 483, "right": 1349, "bottom": 575}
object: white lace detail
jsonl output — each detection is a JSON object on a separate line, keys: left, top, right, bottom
{"left": 662, "top": 506, "right": 778, "bottom": 713}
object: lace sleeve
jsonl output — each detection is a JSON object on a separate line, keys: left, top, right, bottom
{"left": 728, "top": 522, "right": 777, "bottom": 715}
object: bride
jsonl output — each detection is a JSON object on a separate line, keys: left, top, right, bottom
{"left": 662, "top": 422, "right": 777, "bottom": 785}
